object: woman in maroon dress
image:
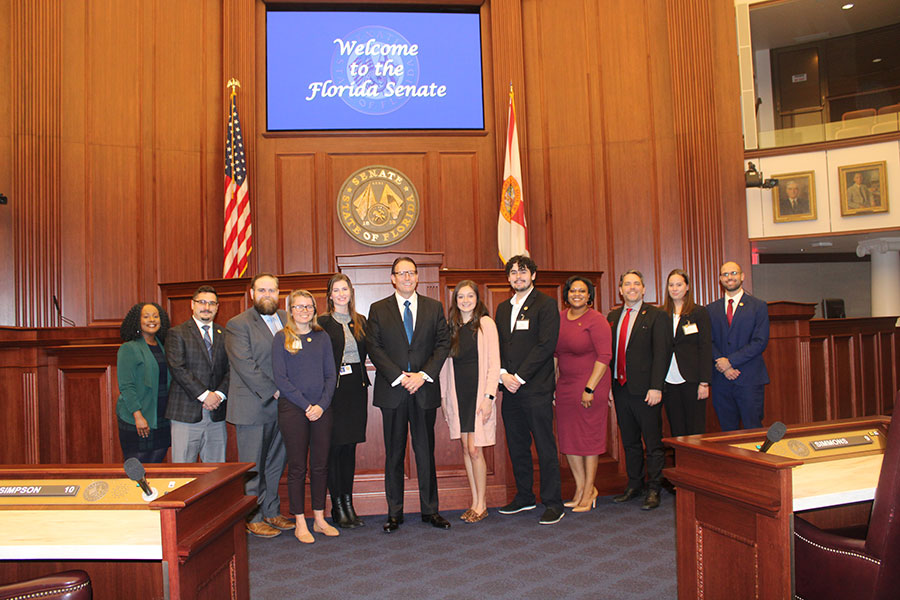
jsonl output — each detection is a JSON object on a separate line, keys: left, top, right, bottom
{"left": 554, "top": 276, "right": 612, "bottom": 512}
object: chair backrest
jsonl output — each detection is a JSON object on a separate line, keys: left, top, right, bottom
{"left": 842, "top": 108, "right": 876, "bottom": 122}
{"left": 876, "top": 103, "right": 900, "bottom": 116}
{"left": 867, "top": 411, "right": 900, "bottom": 599}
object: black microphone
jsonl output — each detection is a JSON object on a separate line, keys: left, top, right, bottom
{"left": 52, "top": 295, "right": 76, "bottom": 327}
{"left": 124, "top": 457, "right": 155, "bottom": 498}
{"left": 758, "top": 421, "right": 787, "bottom": 453}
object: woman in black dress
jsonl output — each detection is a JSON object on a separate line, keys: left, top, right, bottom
{"left": 318, "top": 274, "right": 369, "bottom": 528}
{"left": 116, "top": 302, "right": 172, "bottom": 463}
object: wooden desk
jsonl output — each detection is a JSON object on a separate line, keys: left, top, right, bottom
{"left": 0, "top": 463, "right": 256, "bottom": 600}
{"left": 663, "top": 416, "right": 890, "bottom": 600}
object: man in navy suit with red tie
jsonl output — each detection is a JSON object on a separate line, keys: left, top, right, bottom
{"left": 707, "top": 261, "right": 770, "bottom": 431}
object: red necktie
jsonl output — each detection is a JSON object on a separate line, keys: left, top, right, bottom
{"left": 727, "top": 298, "right": 734, "bottom": 326}
{"left": 616, "top": 308, "right": 631, "bottom": 386}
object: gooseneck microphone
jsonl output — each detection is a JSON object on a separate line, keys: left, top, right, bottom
{"left": 758, "top": 421, "right": 787, "bottom": 453}
{"left": 124, "top": 457, "right": 158, "bottom": 501}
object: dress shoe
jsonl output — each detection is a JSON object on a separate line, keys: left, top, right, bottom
{"left": 422, "top": 513, "right": 451, "bottom": 529}
{"left": 612, "top": 487, "right": 644, "bottom": 503}
{"left": 498, "top": 500, "right": 537, "bottom": 514}
{"left": 331, "top": 495, "right": 354, "bottom": 528}
{"left": 383, "top": 515, "right": 403, "bottom": 533}
{"left": 246, "top": 521, "right": 281, "bottom": 538}
{"left": 342, "top": 494, "right": 364, "bottom": 527}
{"left": 641, "top": 490, "right": 661, "bottom": 511}
{"left": 264, "top": 515, "right": 296, "bottom": 531}
{"left": 572, "top": 487, "right": 599, "bottom": 512}
{"left": 539, "top": 507, "right": 564, "bottom": 525}
{"left": 294, "top": 528, "right": 314, "bottom": 544}
{"left": 465, "top": 509, "right": 488, "bottom": 523}
{"left": 460, "top": 509, "right": 476, "bottom": 521}
{"left": 313, "top": 521, "right": 340, "bottom": 537}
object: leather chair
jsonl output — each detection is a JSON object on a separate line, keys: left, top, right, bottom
{"left": 794, "top": 412, "right": 900, "bottom": 600}
{"left": 0, "top": 570, "right": 92, "bottom": 600}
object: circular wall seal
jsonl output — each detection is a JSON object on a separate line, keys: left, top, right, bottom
{"left": 337, "top": 165, "right": 420, "bottom": 247}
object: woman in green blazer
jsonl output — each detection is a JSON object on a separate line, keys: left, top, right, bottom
{"left": 116, "top": 302, "right": 172, "bottom": 463}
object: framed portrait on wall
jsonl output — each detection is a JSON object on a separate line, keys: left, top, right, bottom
{"left": 839, "top": 161, "right": 889, "bottom": 216}
{"left": 772, "top": 171, "right": 817, "bottom": 222}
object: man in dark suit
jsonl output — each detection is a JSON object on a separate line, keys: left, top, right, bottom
{"left": 495, "top": 255, "right": 564, "bottom": 525}
{"left": 165, "top": 285, "right": 230, "bottom": 463}
{"left": 779, "top": 180, "right": 810, "bottom": 216}
{"left": 707, "top": 261, "right": 770, "bottom": 431}
{"left": 607, "top": 270, "right": 670, "bottom": 510}
{"left": 367, "top": 257, "right": 451, "bottom": 533}
{"left": 225, "top": 273, "right": 294, "bottom": 538}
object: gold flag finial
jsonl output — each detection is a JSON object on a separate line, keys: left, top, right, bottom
{"left": 227, "top": 78, "right": 241, "bottom": 98}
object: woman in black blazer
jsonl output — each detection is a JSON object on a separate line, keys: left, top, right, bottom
{"left": 317, "top": 274, "right": 368, "bottom": 529}
{"left": 662, "top": 269, "right": 712, "bottom": 436}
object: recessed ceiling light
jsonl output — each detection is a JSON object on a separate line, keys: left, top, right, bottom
{"left": 841, "top": 3, "right": 854, "bottom": 9}
{"left": 873, "top": 58, "right": 883, "bottom": 63}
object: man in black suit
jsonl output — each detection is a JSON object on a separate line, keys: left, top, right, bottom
{"left": 367, "top": 257, "right": 451, "bottom": 533}
{"left": 165, "top": 285, "right": 229, "bottom": 463}
{"left": 779, "top": 180, "right": 810, "bottom": 216}
{"left": 607, "top": 270, "right": 670, "bottom": 510}
{"left": 495, "top": 255, "right": 564, "bottom": 525}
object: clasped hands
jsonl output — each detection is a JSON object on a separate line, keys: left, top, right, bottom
{"left": 400, "top": 371, "right": 426, "bottom": 394}
{"left": 715, "top": 357, "right": 741, "bottom": 381}
{"left": 201, "top": 391, "right": 222, "bottom": 411}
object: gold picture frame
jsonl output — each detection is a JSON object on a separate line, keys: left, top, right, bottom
{"left": 839, "top": 161, "right": 889, "bottom": 216}
{"left": 772, "top": 171, "right": 817, "bottom": 223}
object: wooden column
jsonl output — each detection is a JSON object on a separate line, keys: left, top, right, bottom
{"left": 764, "top": 301, "right": 816, "bottom": 425}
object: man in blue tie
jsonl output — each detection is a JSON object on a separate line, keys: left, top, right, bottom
{"left": 707, "top": 261, "right": 770, "bottom": 431}
{"left": 367, "top": 257, "right": 451, "bottom": 533}
{"left": 165, "top": 285, "right": 230, "bottom": 464}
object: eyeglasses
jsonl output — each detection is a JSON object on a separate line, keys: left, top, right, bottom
{"left": 393, "top": 270, "right": 418, "bottom": 278}
{"left": 193, "top": 299, "right": 219, "bottom": 307}
{"left": 719, "top": 271, "right": 741, "bottom": 277}
{"left": 291, "top": 305, "right": 315, "bottom": 312}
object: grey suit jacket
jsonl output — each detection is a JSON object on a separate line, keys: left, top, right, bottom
{"left": 225, "top": 306, "right": 287, "bottom": 425}
{"left": 164, "top": 318, "right": 230, "bottom": 423}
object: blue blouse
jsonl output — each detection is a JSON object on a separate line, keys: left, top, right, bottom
{"left": 272, "top": 329, "right": 336, "bottom": 411}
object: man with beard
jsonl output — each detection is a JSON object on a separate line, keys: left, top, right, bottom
{"left": 495, "top": 255, "right": 564, "bottom": 524}
{"left": 225, "top": 273, "right": 294, "bottom": 538}
{"left": 707, "top": 261, "right": 770, "bottom": 431}
{"left": 165, "top": 285, "right": 230, "bottom": 463}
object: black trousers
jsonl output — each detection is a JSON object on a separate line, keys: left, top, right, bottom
{"left": 613, "top": 382, "right": 664, "bottom": 492}
{"left": 662, "top": 381, "right": 706, "bottom": 436}
{"left": 501, "top": 397, "right": 563, "bottom": 510}
{"left": 381, "top": 394, "right": 438, "bottom": 517}
{"left": 327, "top": 443, "right": 357, "bottom": 497}
{"left": 278, "top": 399, "right": 333, "bottom": 514}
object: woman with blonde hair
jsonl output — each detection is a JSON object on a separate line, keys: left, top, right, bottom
{"left": 439, "top": 280, "right": 501, "bottom": 523}
{"left": 272, "top": 289, "right": 338, "bottom": 543}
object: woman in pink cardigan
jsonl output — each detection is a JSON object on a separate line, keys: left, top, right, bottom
{"left": 440, "top": 280, "right": 501, "bottom": 523}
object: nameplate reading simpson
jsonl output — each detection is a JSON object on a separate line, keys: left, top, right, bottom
{"left": 0, "top": 485, "right": 80, "bottom": 497}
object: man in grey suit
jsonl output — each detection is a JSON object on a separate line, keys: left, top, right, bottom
{"left": 165, "top": 285, "right": 230, "bottom": 463}
{"left": 225, "top": 273, "right": 294, "bottom": 538}
{"left": 367, "top": 257, "right": 451, "bottom": 533}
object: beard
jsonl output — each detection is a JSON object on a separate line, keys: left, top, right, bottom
{"left": 254, "top": 296, "right": 278, "bottom": 315}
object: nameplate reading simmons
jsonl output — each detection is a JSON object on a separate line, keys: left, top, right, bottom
{"left": 809, "top": 435, "right": 874, "bottom": 451}
{"left": 0, "top": 485, "right": 80, "bottom": 497}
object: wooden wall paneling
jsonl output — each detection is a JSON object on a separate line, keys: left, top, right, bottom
{"left": 274, "top": 153, "right": 317, "bottom": 274}
{"left": 763, "top": 302, "right": 815, "bottom": 426}
{"left": 86, "top": 1, "right": 141, "bottom": 324}
{"left": 437, "top": 153, "right": 480, "bottom": 268}
{"left": 11, "top": 0, "right": 62, "bottom": 327}
{"left": 808, "top": 338, "right": 829, "bottom": 421}
{"left": 58, "top": 366, "right": 115, "bottom": 463}
{"left": 203, "top": 0, "right": 225, "bottom": 280}
{"left": 0, "top": 1, "right": 13, "bottom": 325}
{"left": 0, "top": 357, "right": 39, "bottom": 465}
{"left": 154, "top": 0, "right": 205, "bottom": 286}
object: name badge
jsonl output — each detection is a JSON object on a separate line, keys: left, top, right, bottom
{"left": 292, "top": 339, "right": 303, "bottom": 350}
{"left": 339, "top": 364, "right": 353, "bottom": 376}
{"left": 515, "top": 319, "right": 530, "bottom": 331}
{"left": 682, "top": 323, "right": 699, "bottom": 335}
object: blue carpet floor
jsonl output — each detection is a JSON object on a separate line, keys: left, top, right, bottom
{"left": 247, "top": 494, "right": 677, "bottom": 599}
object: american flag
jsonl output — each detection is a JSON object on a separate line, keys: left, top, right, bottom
{"left": 223, "top": 94, "right": 251, "bottom": 278}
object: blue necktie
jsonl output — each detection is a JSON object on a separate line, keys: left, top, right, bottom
{"left": 403, "top": 300, "right": 414, "bottom": 343}
{"left": 202, "top": 325, "right": 213, "bottom": 359}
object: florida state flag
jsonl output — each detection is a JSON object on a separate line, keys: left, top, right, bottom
{"left": 497, "top": 84, "right": 528, "bottom": 264}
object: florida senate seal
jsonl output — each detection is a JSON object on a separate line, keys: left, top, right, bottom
{"left": 338, "top": 165, "right": 420, "bottom": 247}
